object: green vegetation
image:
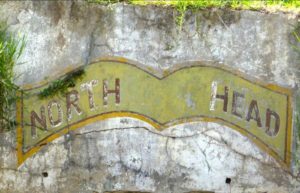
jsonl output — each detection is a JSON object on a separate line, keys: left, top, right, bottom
{"left": 175, "top": 0, "right": 188, "bottom": 28}
{"left": 88, "top": 0, "right": 300, "bottom": 27}
{"left": 0, "top": 23, "right": 25, "bottom": 132}
{"left": 38, "top": 69, "right": 85, "bottom": 99}
{"left": 132, "top": 0, "right": 299, "bottom": 9}
{"left": 88, "top": 0, "right": 300, "bottom": 12}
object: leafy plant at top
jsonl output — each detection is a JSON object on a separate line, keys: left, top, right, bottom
{"left": 128, "top": 0, "right": 300, "bottom": 8}
{"left": 176, "top": 0, "right": 188, "bottom": 29}
{"left": 38, "top": 69, "right": 85, "bottom": 99}
{"left": 87, "top": 0, "right": 299, "bottom": 29}
{"left": 0, "top": 23, "right": 25, "bottom": 132}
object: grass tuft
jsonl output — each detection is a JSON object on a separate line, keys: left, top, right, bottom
{"left": 0, "top": 23, "right": 25, "bottom": 132}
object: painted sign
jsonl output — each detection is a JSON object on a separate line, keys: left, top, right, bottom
{"left": 17, "top": 58, "right": 292, "bottom": 168}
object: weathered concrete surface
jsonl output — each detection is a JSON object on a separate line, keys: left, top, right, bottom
{"left": 0, "top": 1, "right": 300, "bottom": 193}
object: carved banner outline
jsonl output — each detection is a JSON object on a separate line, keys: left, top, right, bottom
{"left": 16, "top": 57, "right": 293, "bottom": 168}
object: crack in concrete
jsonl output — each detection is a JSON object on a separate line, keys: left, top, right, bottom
{"left": 75, "top": 125, "right": 300, "bottom": 181}
{"left": 76, "top": 126, "right": 202, "bottom": 139}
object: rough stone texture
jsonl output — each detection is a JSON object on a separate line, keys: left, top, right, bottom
{"left": 0, "top": 1, "right": 300, "bottom": 193}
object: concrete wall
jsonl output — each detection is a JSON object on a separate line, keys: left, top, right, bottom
{"left": 0, "top": 1, "right": 300, "bottom": 193}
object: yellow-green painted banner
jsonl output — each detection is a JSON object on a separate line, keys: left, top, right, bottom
{"left": 17, "top": 58, "right": 292, "bottom": 168}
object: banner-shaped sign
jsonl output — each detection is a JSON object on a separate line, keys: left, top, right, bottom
{"left": 17, "top": 58, "right": 292, "bottom": 168}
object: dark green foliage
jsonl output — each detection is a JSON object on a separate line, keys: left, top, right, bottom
{"left": 0, "top": 23, "right": 25, "bottom": 131}
{"left": 38, "top": 69, "right": 85, "bottom": 99}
